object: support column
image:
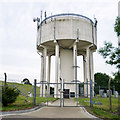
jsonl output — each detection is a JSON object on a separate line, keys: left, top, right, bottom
{"left": 83, "top": 55, "right": 87, "bottom": 97}
{"left": 73, "top": 44, "right": 79, "bottom": 98}
{"left": 86, "top": 47, "right": 90, "bottom": 97}
{"left": 54, "top": 44, "right": 59, "bottom": 98}
{"left": 43, "top": 47, "right": 47, "bottom": 97}
{"left": 91, "top": 50, "right": 94, "bottom": 97}
{"left": 40, "top": 53, "right": 44, "bottom": 97}
{"left": 47, "top": 55, "right": 51, "bottom": 95}
{"left": 73, "top": 44, "right": 77, "bottom": 81}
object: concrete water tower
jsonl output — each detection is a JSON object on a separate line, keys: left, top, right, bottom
{"left": 36, "top": 13, "right": 97, "bottom": 98}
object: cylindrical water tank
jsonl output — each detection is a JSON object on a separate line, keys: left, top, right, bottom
{"left": 37, "top": 13, "right": 97, "bottom": 98}
{"left": 37, "top": 13, "right": 97, "bottom": 54}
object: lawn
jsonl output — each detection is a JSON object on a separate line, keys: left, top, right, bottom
{"left": 77, "top": 97, "right": 120, "bottom": 120}
{"left": 0, "top": 81, "right": 40, "bottom": 95}
{"left": 1, "top": 95, "right": 56, "bottom": 111}
{"left": 0, "top": 81, "right": 56, "bottom": 111}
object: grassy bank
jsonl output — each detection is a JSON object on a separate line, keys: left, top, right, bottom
{"left": 77, "top": 97, "right": 120, "bottom": 120}
{"left": 1, "top": 95, "right": 56, "bottom": 111}
{"left": 0, "top": 81, "right": 40, "bottom": 95}
{"left": 0, "top": 81, "right": 56, "bottom": 111}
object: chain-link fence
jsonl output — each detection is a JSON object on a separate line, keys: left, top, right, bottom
{"left": 0, "top": 79, "right": 37, "bottom": 109}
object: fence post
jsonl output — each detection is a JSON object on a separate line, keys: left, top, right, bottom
{"left": 90, "top": 79, "right": 93, "bottom": 107}
{"left": 47, "top": 82, "right": 49, "bottom": 106}
{"left": 108, "top": 78, "right": 112, "bottom": 112}
{"left": 63, "top": 80, "right": 64, "bottom": 107}
{"left": 33, "top": 79, "right": 37, "bottom": 105}
{"left": 60, "top": 79, "right": 62, "bottom": 107}
{"left": 87, "top": 79, "right": 88, "bottom": 97}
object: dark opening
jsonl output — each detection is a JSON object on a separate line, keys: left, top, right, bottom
{"left": 63, "top": 89, "right": 69, "bottom": 98}
{"left": 50, "top": 87, "right": 54, "bottom": 96}
{"left": 70, "top": 92, "right": 75, "bottom": 97}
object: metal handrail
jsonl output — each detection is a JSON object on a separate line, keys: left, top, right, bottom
{"left": 40, "top": 13, "right": 94, "bottom": 25}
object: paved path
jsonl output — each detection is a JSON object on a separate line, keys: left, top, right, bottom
{"left": 48, "top": 98, "right": 77, "bottom": 106}
{"left": 2, "top": 99, "right": 97, "bottom": 119}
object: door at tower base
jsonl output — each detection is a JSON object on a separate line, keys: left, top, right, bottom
{"left": 63, "top": 89, "right": 70, "bottom": 98}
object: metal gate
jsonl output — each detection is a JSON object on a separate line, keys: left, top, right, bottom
{"left": 33, "top": 79, "right": 92, "bottom": 107}
{"left": 33, "top": 80, "right": 62, "bottom": 107}
{"left": 63, "top": 82, "right": 79, "bottom": 107}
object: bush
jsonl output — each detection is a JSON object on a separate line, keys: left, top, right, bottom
{"left": 21, "top": 78, "right": 32, "bottom": 85}
{"left": 1, "top": 86, "right": 20, "bottom": 106}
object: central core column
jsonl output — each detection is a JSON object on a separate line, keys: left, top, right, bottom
{"left": 60, "top": 49, "right": 75, "bottom": 96}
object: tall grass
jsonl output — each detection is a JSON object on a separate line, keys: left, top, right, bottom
{"left": 77, "top": 97, "right": 120, "bottom": 119}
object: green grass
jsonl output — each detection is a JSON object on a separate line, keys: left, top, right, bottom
{"left": 1, "top": 95, "right": 56, "bottom": 111}
{"left": 1, "top": 81, "right": 56, "bottom": 111}
{"left": 0, "top": 81, "right": 40, "bottom": 95}
{"left": 91, "top": 108, "right": 119, "bottom": 120}
{"left": 77, "top": 97, "right": 120, "bottom": 119}
{"left": 1, "top": 104, "right": 36, "bottom": 111}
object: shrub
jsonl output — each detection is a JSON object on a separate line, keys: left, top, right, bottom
{"left": 1, "top": 86, "right": 20, "bottom": 106}
{"left": 21, "top": 78, "right": 32, "bottom": 85}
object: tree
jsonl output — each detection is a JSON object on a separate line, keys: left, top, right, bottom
{"left": 1, "top": 86, "right": 20, "bottom": 106}
{"left": 111, "top": 72, "right": 120, "bottom": 94}
{"left": 99, "top": 16, "right": 120, "bottom": 69}
{"left": 98, "top": 17, "right": 120, "bottom": 93}
{"left": 98, "top": 41, "right": 120, "bottom": 69}
{"left": 98, "top": 16, "right": 120, "bottom": 89}
{"left": 94, "top": 72, "right": 110, "bottom": 86}
{"left": 98, "top": 16, "right": 120, "bottom": 81}
{"left": 21, "top": 78, "right": 32, "bottom": 85}
{"left": 94, "top": 72, "right": 110, "bottom": 94}
{"left": 4, "top": 73, "right": 7, "bottom": 87}
{"left": 114, "top": 16, "right": 120, "bottom": 70}
{"left": 98, "top": 17, "right": 120, "bottom": 113}
{"left": 114, "top": 17, "right": 120, "bottom": 37}
{"left": 114, "top": 16, "right": 120, "bottom": 115}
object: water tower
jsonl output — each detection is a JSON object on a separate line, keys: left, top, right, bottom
{"left": 36, "top": 13, "right": 97, "bottom": 98}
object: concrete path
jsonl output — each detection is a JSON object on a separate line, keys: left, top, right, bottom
{"left": 2, "top": 99, "right": 97, "bottom": 119}
{"left": 48, "top": 98, "right": 77, "bottom": 106}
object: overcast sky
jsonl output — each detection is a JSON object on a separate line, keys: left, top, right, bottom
{"left": 0, "top": 0, "right": 119, "bottom": 84}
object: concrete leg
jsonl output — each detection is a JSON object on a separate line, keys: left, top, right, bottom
{"left": 83, "top": 55, "right": 87, "bottom": 97}
{"left": 43, "top": 47, "right": 47, "bottom": 97}
{"left": 86, "top": 47, "right": 90, "bottom": 97}
{"left": 54, "top": 44, "right": 59, "bottom": 98}
{"left": 73, "top": 44, "right": 79, "bottom": 98}
{"left": 90, "top": 50, "right": 94, "bottom": 97}
{"left": 47, "top": 55, "right": 51, "bottom": 95}
{"left": 40, "top": 53, "right": 44, "bottom": 97}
